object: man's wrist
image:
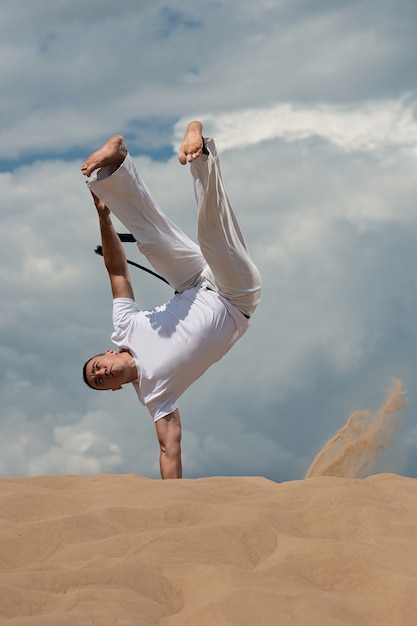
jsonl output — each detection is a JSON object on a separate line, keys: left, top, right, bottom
{"left": 98, "top": 213, "right": 112, "bottom": 225}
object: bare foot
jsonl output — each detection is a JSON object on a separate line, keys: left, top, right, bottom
{"left": 81, "top": 135, "right": 127, "bottom": 177}
{"left": 178, "top": 121, "right": 204, "bottom": 165}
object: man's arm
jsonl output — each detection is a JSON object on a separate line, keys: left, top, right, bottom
{"left": 155, "top": 409, "right": 182, "bottom": 479}
{"left": 92, "top": 192, "right": 134, "bottom": 300}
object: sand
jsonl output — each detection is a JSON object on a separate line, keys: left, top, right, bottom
{"left": 306, "top": 378, "right": 410, "bottom": 479}
{"left": 1, "top": 472, "right": 417, "bottom": 625}
{"left": 1, "top": 379, "right": 415, "bottom": 625}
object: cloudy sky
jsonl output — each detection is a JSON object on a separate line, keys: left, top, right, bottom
{"left": 1, "top": 0, "right": 416, "bottom": 481}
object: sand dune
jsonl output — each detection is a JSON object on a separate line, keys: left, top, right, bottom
{"left": 1, "top": 472, "right": 417, "bottom": 625}
{"left": 1, "top": 379, "right": 415, "bottom": 624}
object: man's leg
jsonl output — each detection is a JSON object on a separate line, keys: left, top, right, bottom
{"left": 181, "top": 123, "right": 262, "bottom": 317}
{"left": 82, "top": 136, "right": 207, "bottom": 293}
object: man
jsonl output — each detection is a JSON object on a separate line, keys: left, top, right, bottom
{"left": 81, "top": 120, "right": 261, "bottom": 479}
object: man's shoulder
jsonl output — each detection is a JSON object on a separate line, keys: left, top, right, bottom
{"left": 113, "top": 296, "right": 137, "bottom": 307}
{"left": 113, "top": 297, "right": 140, "bottom": 323}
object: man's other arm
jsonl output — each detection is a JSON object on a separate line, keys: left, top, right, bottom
{"left": 92, "top": 192, "right": 134, "bottom": 300}
{"left": 155, "top": 409, "right": 182, "bottom": 479}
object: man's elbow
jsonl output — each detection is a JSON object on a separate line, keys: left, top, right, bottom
{"left": 159, "top": 440, "right": 182, "bottom": 459}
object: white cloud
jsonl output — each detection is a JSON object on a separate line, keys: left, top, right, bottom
{"left": 175, "top": 97, "right": 417, "bottom": 154}
{"left": 182, "top": 418, "right": 295, "bottom": 478}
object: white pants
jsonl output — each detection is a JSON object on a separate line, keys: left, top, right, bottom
{"left": 87, "top": 139, "right": 261, "bottom": 318}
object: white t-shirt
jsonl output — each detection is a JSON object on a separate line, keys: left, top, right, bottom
{"left": 111, "top": 286, "right": 249, "bottom": 421}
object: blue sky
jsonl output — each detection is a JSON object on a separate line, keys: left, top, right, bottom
{"left": 1, "top": 0, "right": 417, "bottom": 480}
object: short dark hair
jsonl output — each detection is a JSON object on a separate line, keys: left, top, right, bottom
{"left": 82, "top": 353, "right": 106, "bottom": 391}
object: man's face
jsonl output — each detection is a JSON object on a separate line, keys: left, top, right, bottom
{"left": 86, "top": 350, "right": 128, "bottom": 391}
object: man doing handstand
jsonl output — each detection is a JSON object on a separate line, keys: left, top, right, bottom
{"left": 81, "top": 121, "right": 261, "bottom": 479}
